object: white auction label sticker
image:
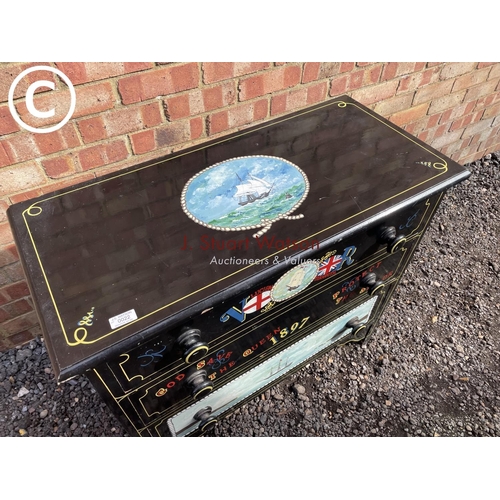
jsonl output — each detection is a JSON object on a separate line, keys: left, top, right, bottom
{"left": 109, "top": 309, "right": 138, "bottom": 329}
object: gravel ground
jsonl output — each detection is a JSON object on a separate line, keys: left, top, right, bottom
{"left": 1, "top": 151, "right": 499, "bottom": 438}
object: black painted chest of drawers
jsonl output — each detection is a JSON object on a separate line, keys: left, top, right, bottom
{"left": 7, "top": 96, "right": 470, "bottom": 436}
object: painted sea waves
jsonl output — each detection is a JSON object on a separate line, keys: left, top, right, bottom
{"left": 209, "top": 183, "right": 305, "bottom": 228}
{"left": 181, "top": 155, "right": 309, "bottom": 237}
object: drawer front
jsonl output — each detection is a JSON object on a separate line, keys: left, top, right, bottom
{"left": 164, "top": 297, "right": 380, "bottom": 436}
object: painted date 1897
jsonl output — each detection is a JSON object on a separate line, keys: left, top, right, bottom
{"left": 243, "top": 316, "right": 310, "bottom": 358}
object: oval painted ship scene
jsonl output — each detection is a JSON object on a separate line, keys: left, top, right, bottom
{"left": 181, "top": 155, "right": 309, "bottom": 238}
{"left": 270, "top": 261, "right": 319, "bottom": 302}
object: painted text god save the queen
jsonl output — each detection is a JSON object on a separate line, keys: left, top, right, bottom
{"left": 181, "top": 234, "right": 320, "bottom": 251}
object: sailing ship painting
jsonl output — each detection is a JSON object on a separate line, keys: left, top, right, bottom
{"left": 286, "top": 266, "right": 306, "bottom": 291}
{"left": 234, "top": 173, "right": 273, "bottom": 206}
{"left": 271, "top": 261, "right": 319, "bottom": 302}
{"left": 181, "top": 155, "right": 309, "bottom": 238}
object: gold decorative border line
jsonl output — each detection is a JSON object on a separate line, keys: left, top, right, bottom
{"left": 406, "top": 198, "right": 431, "bottom": 238}
{"left": 22, "top": 100, "right": 449, "bottom": 348}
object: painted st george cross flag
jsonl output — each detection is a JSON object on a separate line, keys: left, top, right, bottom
{"left": 243, "top": 290, "right": 272, "bottom": 314}
{"left": 317, "top": 254, "right": 343, "bottom": 278}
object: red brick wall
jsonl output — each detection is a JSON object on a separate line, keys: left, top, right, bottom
{"left": 0, "top": 61, "right": 499, "bottom": 350}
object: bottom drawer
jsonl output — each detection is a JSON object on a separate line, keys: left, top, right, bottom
{"left": 158, "top": 296, "right": 379, "bottom": 437}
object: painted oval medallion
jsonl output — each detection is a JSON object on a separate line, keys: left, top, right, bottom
{"left": 271, "top": 261, "right": 319, "bottom": 303}
{"left": 181, "top": 155, "right": 309, "bottom": 238}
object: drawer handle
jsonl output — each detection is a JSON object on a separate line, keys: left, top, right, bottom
{"left": 186, "top": 370, "right": 214, "bottom": 400}
{"left": 193, "top": 406, "right": 218, "bottom": 433}
{"left": 345, "top": 317, "right": 367, "bottom": 341}
{"left": 360, "top": 272, "right": 385, "bottom": 296}
{"left": 378, "top": 226, "right": 407, "bottom": 254}
{"left": 177, "top": 328, "right": 209, "bottom": 364}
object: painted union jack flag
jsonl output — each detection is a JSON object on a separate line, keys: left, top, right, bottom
{"left": 317, "top": 254, "right": 343, "bottom": 277}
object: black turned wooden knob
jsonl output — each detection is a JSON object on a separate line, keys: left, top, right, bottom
{"left": 193, "top": 406, "right": 218, "bottom": 433}
{"left": 377, "top": 226, "right": 407, "bottom": 254}
{"left": 361, "top": 272, "right": 377, "bottom": 287}
{"left": 177, "top": 328, "right": 209, "bottom": 364}
{"left": 186, "top": 370, "right": 213, "bottom": 400}
{"left": 345, "top": 317, "right": 367, "bottom": 339}
{"left": 360, "top": 273, "right": 385, "bottom": 296}
{"left": 378, "top": 226, "right": 396, "bottom": 242}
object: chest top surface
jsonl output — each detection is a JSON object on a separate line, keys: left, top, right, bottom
{"left": 7, "top": 96, "right": 470, "bottom": 380}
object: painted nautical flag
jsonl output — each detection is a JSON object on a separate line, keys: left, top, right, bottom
{"left": 317, "top": 254, "right": 343, "bottom": 277}
{"left": 243, "top": 291, "right": 272, "bottom": 314}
